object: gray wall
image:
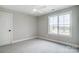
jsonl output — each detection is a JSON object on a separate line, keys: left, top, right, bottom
{"left": 0, "top": 8, "right": 37, "bottom": 42}
{"left": 37, "top": 6, "right": 79, "bottom": 45}
{"left": 13, "top": 12, "right": 37, "bottom": 41}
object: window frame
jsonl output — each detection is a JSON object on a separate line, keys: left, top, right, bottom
{"left": 48, "top": 14, "right": 58, "bottom": 35}
{"left": 48, "top": 11, "right": 72, "bottom": 37}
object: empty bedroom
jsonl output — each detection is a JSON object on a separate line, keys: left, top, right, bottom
{"left": 0, "top": 5, "right": 79, "bottom": 53}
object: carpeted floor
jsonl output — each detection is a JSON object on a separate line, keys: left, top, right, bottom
{"left": 0, "top": 39, "right": 79, "bottom": 53}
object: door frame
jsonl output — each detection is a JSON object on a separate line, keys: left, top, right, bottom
{"left": 9, "top": 13, "right": 13, "bottom": 44}
{"left": 0, "top": 11, "right": 13, "bottom": 46}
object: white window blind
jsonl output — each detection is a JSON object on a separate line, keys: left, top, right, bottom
{"left": 48, "top": 12, "right": 71, "bottom": 36}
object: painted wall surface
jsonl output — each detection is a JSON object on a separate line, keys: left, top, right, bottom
{"left": 0, "top": 8, "right": 37, "bottom": 42}
{"left": 37, "top": 6, "right": 79, "bottom": 45}
{"left": 13, "top": 12, "right": 37, "bottom": 41}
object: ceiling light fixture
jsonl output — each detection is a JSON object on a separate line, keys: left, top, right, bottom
{"left": 33, "top": 9, "right": 37, "bottom": 12}
{"left": 33, "top": 8, "right": 43, "bottom": 13}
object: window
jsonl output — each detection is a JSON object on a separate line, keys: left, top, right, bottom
{"left": 48, "top": 12, "right": 71, "bottom": 36}
{"left": 49, "top": 16, "right": 58, "bottom": 34}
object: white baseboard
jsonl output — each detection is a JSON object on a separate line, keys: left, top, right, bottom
{"left": 1, "top": 35, "right": 79, "bottom": 48}
{"left": 12, "top": 36, "right": 37, "bottom": 44}
{"left": 39, "top": 36, "right": 79, "bottom": 48}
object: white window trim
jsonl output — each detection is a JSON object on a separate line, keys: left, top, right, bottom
{"left": 48, "top": 11, "right": 72, "bottom": 37}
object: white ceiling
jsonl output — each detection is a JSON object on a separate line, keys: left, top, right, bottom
{"left": 0, "top": 5, "right": 74, "bottom": 16}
